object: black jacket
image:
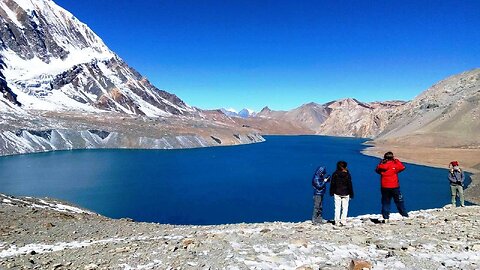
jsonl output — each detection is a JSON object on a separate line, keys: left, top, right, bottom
{"left": 330, "top": 170, "right": 354, "bottom": 198}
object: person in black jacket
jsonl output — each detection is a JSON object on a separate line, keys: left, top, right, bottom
{"left": 330, "top": 160, "right": 354, "bottom": 226}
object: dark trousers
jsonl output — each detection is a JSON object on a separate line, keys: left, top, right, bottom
{"left": 381, "top": 187, "right": 408, "bottom": 219}
{"left": 312, "top": 195, "right": 324, "bottom": 223}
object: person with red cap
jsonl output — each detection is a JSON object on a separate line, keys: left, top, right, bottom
{"left": 375, "top": 151, "right": 409, "bottom": 221}
{"left": 448, "top": 161, "right": 465, "bottom": 207}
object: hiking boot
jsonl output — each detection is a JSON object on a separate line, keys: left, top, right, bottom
{"left": 312, "top": 219, "right": 328, "bottom": 225}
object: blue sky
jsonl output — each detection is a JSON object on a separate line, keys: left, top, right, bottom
{"left": 55, "top": 0, "right": 480, "bottom": 111}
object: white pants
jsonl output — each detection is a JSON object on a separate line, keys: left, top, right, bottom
{"left": 334, "top": 194, "right": 350, "bottom": 224}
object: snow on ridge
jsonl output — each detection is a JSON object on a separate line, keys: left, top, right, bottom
{"left": 220, "top": 108, "right": 257, "bottom": 118}
{"left": 0, "top": 194, "right": 94, "bottom": 215}
{"left": 11, "top": 0, "right": 38, "bottom": 12}
{"left": 0, "top": 238, "right": 123, "bottom": 258}
{"left": 1, "top": 47, "right": 113, "bottom": 82}
{"left": 12, "top": 0, "right": 113, "bottom": 57}
{"left": 0, "top": 1, "right": 24, "bottom": 29}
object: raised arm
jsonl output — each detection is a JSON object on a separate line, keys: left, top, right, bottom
{"left": 394, "top": 159, "right": 406, "bottom": 173}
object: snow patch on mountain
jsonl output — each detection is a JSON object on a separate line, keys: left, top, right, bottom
{"left": 220, "top": 108, "right": 256, "bottom": 118}
{"left": 238, "top": 108, "right": 256, "bottom": 118}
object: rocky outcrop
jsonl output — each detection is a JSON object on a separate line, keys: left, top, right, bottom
{"left": 317, "top": 99, "right": 404, "bottom": 137}
{"left": 376, "top": 68, "right": 480, "bottom": 148}
{"left": 257, "top": 102, "right": 329, "bottom": 132}
{"left": 1, "top": 194, "right": 479, "bottom": 269}
{"left": 0, "top": 57, "right": 20, "bottom": 107}
{"left": 50, "top": 57, "right": 194, "bottom": 116}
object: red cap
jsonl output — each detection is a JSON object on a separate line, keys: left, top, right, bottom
{"left": 450, "top": 161, "right": 459, "bottom": 166}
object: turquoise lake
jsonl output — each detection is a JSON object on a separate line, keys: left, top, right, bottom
{"left": 0, "top": 135, "right": 469, "bottom": 225}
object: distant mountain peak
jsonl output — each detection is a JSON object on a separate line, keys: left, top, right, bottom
{"left": 260, "top": 106, "right": 271, "bottom": 113}
{"left": 238, "top": 108, "right": 256, "bottom": 118}
{"left": 220, "top": 107, "right": 256, "bottom": 118}
{"left": 0, "top": 0, "right": 194, "bottom": 116}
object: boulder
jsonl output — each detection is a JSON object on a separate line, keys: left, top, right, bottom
{"left": 349, "top": 259, "right": 372, "bottom": 270}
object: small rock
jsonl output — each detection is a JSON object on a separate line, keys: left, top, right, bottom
{"left": 182, "top": 238, "right": 195, "bottom": 249}
{"left": 290, "top": 239, "right": 308, "bottom": 248}
{"left": 386, "top": 250, "right": 395, "bottom": 258}
{"left": 53, "top": 263, "right": 63, "bottom": 269}
{"left": 442, "top": 259, "right": 458, "bottom": 267}
{"left": 84, "top": 264, "right": 98, "bottom": 270}
{"left": 260, "top": 228, "right": 271, "bottom": 233}
{"left": 471, "top": 244, "right": 480, "bottom": 251}
{"left": 349, "top": 259, "right": 372, "bottom": 270}
{"left": 351, "top": 235, "right": 368, "bottom": 244}
{"left": 114, "top": 247, "right": 131, "bottom": 253}
{"left": 295, "top": 266, "right": 314, "bottom": 270}
{"left": 44, "top": 222, "right": 55, "bottom": 228}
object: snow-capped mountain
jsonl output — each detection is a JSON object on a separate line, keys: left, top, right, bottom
{"left": 220, "top": 108, "right": 256, "bottom": 118}
{"left": 219, "top": 108, "right": 238, "bottom": 117}
{"left": 238, "top": 108, "right": 256, "bottom": 118}
{"left": 0, "top": 0, "right": 194, "bottom": 116}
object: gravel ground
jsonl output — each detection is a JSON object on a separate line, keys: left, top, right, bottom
{"left": 1, "top": 194, "right": 479, "bottom": 270}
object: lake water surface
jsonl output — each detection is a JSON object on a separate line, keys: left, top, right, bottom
{"left": 0, "top": 136, "right": 469, "bottom": 225}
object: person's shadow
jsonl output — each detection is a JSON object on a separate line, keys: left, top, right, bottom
{"left": 369, "top": 218, "right": 383, "bottom": 224}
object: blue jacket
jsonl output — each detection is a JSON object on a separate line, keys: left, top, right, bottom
{"left": 312, "top": 166, "right": 330, "bottom": 196}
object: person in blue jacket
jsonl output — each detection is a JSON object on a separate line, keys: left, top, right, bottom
{"left": 312, "top": 166, "right": 331, "bottom": 224}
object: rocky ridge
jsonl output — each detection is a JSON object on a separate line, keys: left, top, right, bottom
{"left": 256, "top": 99, "right": 405, "bottom": 138}
{"left": 1, "top": 194, "right": 479, "bottom": 269}
{"left": 376, "top": 68, "right": 480, "bottom": 148}
{"left": 252, "top": 68, "right": 480, "bottom": 147}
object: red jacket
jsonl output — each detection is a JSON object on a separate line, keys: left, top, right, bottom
{"left": 375, "top": 159, "right": 405, "bottom": 188}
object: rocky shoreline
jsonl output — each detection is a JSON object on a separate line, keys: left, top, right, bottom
{"left": 1, "top": 194, "right": 479, "bottom": 270}
{"left": 0, "top": 111, "right": 265, "bottom": 157}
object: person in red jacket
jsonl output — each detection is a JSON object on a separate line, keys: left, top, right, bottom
{"left": 375, "top": 151, "right": 409, "bottom": 221}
